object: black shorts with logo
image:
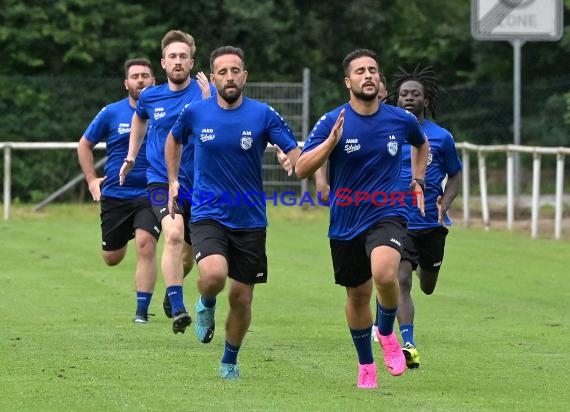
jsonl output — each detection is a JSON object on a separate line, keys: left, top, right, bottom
{"left": 330, "top": 216, "right": 407, "bottom": 288}
{"left": 100, "top": 196, "right": 161, "bottom": 251}
{"left": 400, "top": 226, "right": 449, "bottom": 272}
{"left": 190, "top": 219, "right": 268, "bottom": 285}
{"left": 147, "top": 183, "right": 192, "bottom": 244}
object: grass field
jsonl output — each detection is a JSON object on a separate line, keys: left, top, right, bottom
{"left": 0, "top": 204, "right": 569, "bottom": 411}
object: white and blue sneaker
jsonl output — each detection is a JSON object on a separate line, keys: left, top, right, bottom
{"left": 194, "top": 297, "right": 215, "bottom": 343}
{"left": 220, "top": 363, "right": 240, "bottom": 380}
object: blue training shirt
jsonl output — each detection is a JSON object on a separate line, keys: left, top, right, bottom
{"left": 83, "top": 97, "right": 148, "bottom": 198}
{"left": 136, "top": 80, "right": 215, "bottom": 189}
{"left": 401, "top": 119, "right": 462, "bottom": 229}
{"left": 171, "top": 97, "right": 298, "bottom": 229}
{"left": 302, "top": 102, "right": 426, "bottom": 240}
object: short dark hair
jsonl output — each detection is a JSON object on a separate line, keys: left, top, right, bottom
{"left": 342, "top": 49, "right": 378, "bottom": 76}
{"left": 124, "top": 58, "right": 153, "bottom": 79}
{"left": 209, "top": 46, "right": 245, "bottom": 72}
{"left": 391, "top": 65, "right": 443, "bottom": 119}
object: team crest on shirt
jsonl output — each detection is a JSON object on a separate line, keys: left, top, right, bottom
{"left": 240, "top": 132, "right": 253, "bottom": 150}
{"left": 387, "top": 134, "right": 398, "bottom": 156}
{"left": 427, "top": 150, "right": 433, "bottom": 165}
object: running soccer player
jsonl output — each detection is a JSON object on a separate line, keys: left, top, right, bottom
{"left": 165, "top": 46, "right": 300, "bottom": 379}
{"left": 392, "top": 65, "right": 462, "bottom": 368}
{"left": 119, "top": 29, "right": 214, "bottom": 334}
{"left": 77, "top": 57, "right": 159, "bottom": 323}
{"left": 295, "top": 49, "right": 429, "bottom": 389}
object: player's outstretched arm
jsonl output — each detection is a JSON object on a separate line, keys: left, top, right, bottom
{"left": 295, "top": 109, "right": 344, "bottom": 179}
{"left": 314, "top": 162, "right": 330, "bottom": 204}
{"left": 165, "top": 131, "right": 182, "bottom": 218}
{"left": 437, "top": 171, "right": 461, "bottom": 224}
{"left": 77, "top": 136, "right": 107, "bottom": 202}
{"left": 410, "top": 137, "right": 429, "bottom": 216}
{"left": 119, "top": 113, "right": 148, "bottom": 185}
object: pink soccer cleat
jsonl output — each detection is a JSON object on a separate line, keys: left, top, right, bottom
{"left": 357, "top": 362, "right": 378, "bottom": 389}
{"left": 376, "top": 330, "right": 406, "bottom": 376}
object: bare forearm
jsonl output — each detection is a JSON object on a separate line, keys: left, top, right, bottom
{"left": 314, "top": 162, "right": 328, "bottom": 186}
{"left": 287, "top": 147, "right": 301, "bottom": 169}
{"left": 77, "top": 137, "right": 97, "bottom": 182}
{"left": 295, "top": 140, "right": 335, "bottom": 179}
{"left": 411, "top": 141, "right": 429, "bottom": 180}
{"left": 441, "top": 172, "right": 461, "bottom": 210}
{"left": 165, "top": 132, "right": 182, "bottom": 183}
{"left": 127, "top": 114, "right": 148, "bottom": 159}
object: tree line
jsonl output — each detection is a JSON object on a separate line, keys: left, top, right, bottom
{"left": 0, "top": 0, "right": 569, "bottom": 201}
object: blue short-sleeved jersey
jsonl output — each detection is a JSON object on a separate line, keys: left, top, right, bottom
{"left": 171, "top": 97, "right": 298, "bottom": 229}
{"left": 302, "top": 103, "right": 425, "bottom": 240}
{"left": 136, "top": 81, "right": 215, "bottom": 189}
{"left": 401, "top": 119, "right": 462, "bottom": 229}
{"left": 83, "top": 98, "right": 148, "bottom": 198}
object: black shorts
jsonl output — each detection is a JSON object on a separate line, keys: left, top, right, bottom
{"left": 100, "top": 196, "right": 161, "bottom": 251}
{"left": 147, "top": 183, "right": 192, "bottom": 244}
{"left": 330, "top": 216, "right": 407, "bottom": 288}
{"left": 400, "top": 226, "right": 449, "bottom": 272}
{"left": 190, "top": 219, "right": 268, "bottom": 285}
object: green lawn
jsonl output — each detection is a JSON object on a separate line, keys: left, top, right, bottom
{"left": 0, "top": 204, "right": 568, "bottom": 411}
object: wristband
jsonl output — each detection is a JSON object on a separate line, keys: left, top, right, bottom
{"left": 124, "top": 157, "right": 135, "bottom": 165}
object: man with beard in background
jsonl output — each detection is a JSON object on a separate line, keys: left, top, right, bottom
{"left": 120, "top": 30, "right": 214, "bottom": 334}
{"left": 78, "top": 58, "right": 160, "bottom": 323}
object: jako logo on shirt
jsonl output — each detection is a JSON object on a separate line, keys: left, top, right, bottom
{"left": 200, "top": 128, "right": 215, "bottom": 142}
{"left": 427, "top": 149, "right": 433, "bottom": 165}
{"left": 241, "top": 132, "right": 253, "bottom": 150}
{"left": 117, "top": 123, "right": 131, "bottom": 135}
{"left": 344, "top": 138, "right": 360, "bottom": 154}
{"left": 387, "top": 134, "right": 398, "bottom": 156}
{"left": 154, "top": 107, "right": 166, "bottom": 120}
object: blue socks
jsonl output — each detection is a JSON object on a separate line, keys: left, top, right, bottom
{"left": 136, "top": 291, "right": 152, "bottom": 315}
{"left": 377, "top": 301, "right": 398, "bottom": 336}
{"left": 400, "top": 324, "right": 415, "bottom": 346}
{"left": 166, "top": 285, "right": 185, "bottom": 315}
{"left": 201, "top": 295, "right": 217, "bottom": 308}
{"left": 350, "top": 326, "right": 374, "bottom": 365}
{"left": 221, "top": 341, "right": 241, "bottom": 365}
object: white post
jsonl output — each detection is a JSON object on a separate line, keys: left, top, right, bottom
{"left": 462, "top": 148, "right": 470, "bottom": 227}
{"left": 506, "top": 150, "right": 515, "bottom": 231}
{"left": 3, "top": 146, "right": 11, "bottom": 221}
{"left": 554, "top": 153, "right": 564, "bottom": 240}
{"left": 530, "top": 153, "right": 541, "bottom": 239}
{"left": 478, "top": 151, "right": 490, "bottom": 230}
{"left": 301, "top": 68, "right": 310, "bottom": 195}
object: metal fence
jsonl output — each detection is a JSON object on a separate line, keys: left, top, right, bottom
{"left": 246, "top": 69, "right": 310, "bottom": 194}
{"left": 0, "top": 72, "right": 311, "bottom": 218}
